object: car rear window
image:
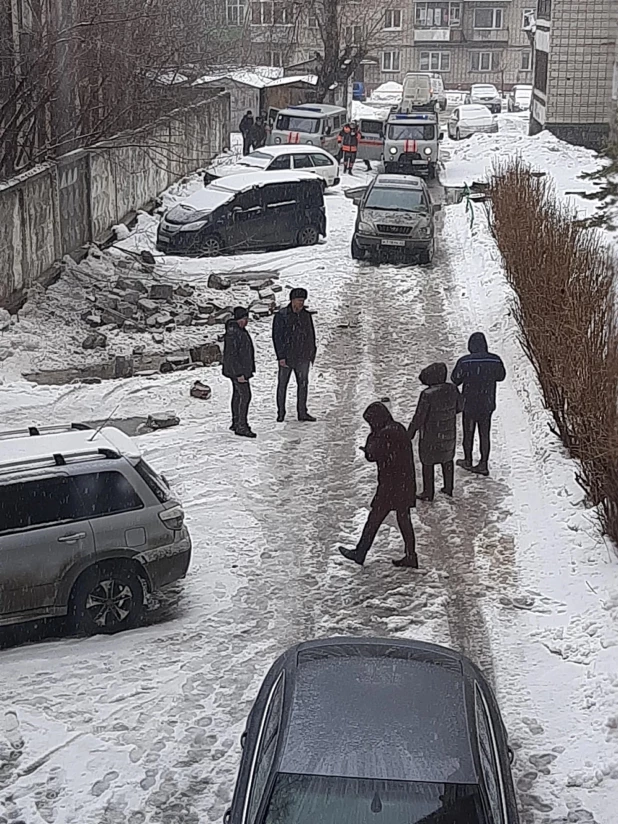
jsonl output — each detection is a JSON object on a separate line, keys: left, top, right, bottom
{"left": 134, "top": 459, "right": 170, "bottom": 503}
{"left": 262, "top": 774, "right": 488, "bottom": 824}
{"left": 275, "top": 115, "right": 320, "bottom": 134}
{"left": 360, "top": 119, "right": 384, "bottom": 136}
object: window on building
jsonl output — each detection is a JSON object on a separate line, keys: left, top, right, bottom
{"left": 273, "top": 3, "right": 292, "bottom": 24}
{"left": 345, "top": 25, "right": 362, "bottom": 44}
{"left": 474, "top": 8, "right": 503, "bottom": 29}
{"left": 537, "top": 0, "right": 551, "bottom": 20}
{"left": 470, "top": 51, "right": 501, "bottom": 71}
{"left": 449, "top": 2, "right": 461, "bottom": 26}
{"left": 419, "top": 50, "right": 451, "bottom": 72}
{"left": 415, "top": 2, "right": 461, "bottom": 28}
{"left": 251, "top": 0, "right": 273, "bottom": 24}
{"left": 382, "top": 50, "right": 401, "bottom": 72}
{"left": 522, "top": 8, "right": 534, "bottom": 29}
{"left": 521, "top": 50, "right": 531, "bottom": 70}
{"left": 384, "top": 9, "right": 402, "bottom": 29}
{"left": 307, "top": 9, "right": 319, "bottom": 28}
{"left": 267, "top": 50, "right": 283, "bottom": 66}
{"left": 534, "top": 48, "right": 548, "bottom": 93}
{"left": 226, "top": 0, "right": 246, "bottom": 25}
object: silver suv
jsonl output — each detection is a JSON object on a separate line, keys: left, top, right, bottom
{"left": 0, "top": 424, "right": 192, "bottom": 635}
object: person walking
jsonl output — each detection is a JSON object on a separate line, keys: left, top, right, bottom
{"left": 451, "top": 332, "right": 506, "bottom": 476}
{"left": 339, "top": 402, "right": 418, "bottom": 568}
{"left": 239, "top": 110, "right": 254, "bottom": 155}
{"left": 222, "top": 307, "right": 256, "bottom": 438}
{"left": 408, "top": 362, "right": 462, "bottom": 501}
{"left": 250, "top": 116, "right": 267, "bottom": 149}
{"left": 272, "top": 288, "right": 317, "bottom": 422}
{"left": 338, "top": 121, "right": 361, "bottom": 175}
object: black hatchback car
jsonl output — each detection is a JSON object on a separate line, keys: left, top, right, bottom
{"left": 156, "top": 171, "right": 326, "bottom": 256}
{"left": 227, "top": 637, "right": 519, "bottom": 824}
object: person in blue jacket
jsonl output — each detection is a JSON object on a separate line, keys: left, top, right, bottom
{"left": 451, "top": 332, "right": 506, "bottom": 476}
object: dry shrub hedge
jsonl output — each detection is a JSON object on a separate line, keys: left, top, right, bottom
{"left": 487, "top": 158, "right": 618, "bottom": 543}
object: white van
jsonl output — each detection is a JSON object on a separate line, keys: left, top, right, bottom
{"left": 267, "top": 104, "right": 347, "bottom": 156}
{"left": 401, "top": 73, "right": 442, "bottom": 111}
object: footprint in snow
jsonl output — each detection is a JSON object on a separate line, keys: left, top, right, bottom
{"left": 91, "top": 770, "right": 119, "bottom": 797}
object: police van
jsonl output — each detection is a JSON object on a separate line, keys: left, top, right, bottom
{"left": 383, "top": 106, "right": 441, "bottom": 178}
{"left": 267, "top": 104, "right": 347, "bottom": 156}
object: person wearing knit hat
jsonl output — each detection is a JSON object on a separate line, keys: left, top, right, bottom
{"left": 222, "top": 306, "right": 256, "bottom": 438}
{"left": 272, "top": 287, "right": 317, "bottom": 422}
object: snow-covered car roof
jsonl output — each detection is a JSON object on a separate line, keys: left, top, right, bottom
{"left": 456, "top": 104, "right": 495, "bottom": 117}
{"left": 276, "top": 103, "right": 346, "bottom": 116}
{"left": 246, "top": 145, "right": 333, "bottom": 158}
{"left": 471, "top": 84, "right": 499, "bottom": 93}
{"left": 0, "top": 426, "right": 141, "bottom": 471}
{"left": 181, "top": 170, "right": 322, "bottom": 211}
{"left": 206, "top": 146, "right": 335, "bottom": 178}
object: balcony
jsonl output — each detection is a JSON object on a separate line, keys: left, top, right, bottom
{"left": 414, "top": 28, "right": 452, "bottom": 42}
{"left": 468, "top": 28, "right": 509, "bottom": 43}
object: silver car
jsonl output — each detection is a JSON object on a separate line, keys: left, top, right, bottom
{"left": 0, "top": 424, "right": 192, "bottom": 635}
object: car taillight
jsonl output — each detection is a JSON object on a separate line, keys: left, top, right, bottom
{"left": 159, "top": 505, "right": 185, "bottom": 531}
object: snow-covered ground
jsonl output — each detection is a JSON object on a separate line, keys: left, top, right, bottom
{"left": 1, "top": 129, "right": 618, "bottom": 824}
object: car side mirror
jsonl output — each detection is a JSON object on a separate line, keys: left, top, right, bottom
{"left": 223, "top": 810, "right": 231, "bottom": 824}
{"left": 326, "top": 126, "right": 332, "bottom": 136}
{"left": 432, "top": 203, "right": 442, "bottom": 214}
{"left": 438, "top": 132, "right": 444, "bottom": 141}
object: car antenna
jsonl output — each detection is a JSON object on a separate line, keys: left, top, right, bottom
{"left": 88, "top": 404, "right": 121, "bottom": 442}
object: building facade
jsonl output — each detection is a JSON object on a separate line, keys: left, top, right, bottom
{"left": 530, "top": 0, "right": 617, "bottom": 149}
{"left": 226, "top": 0, "right": 534, "bottom": 91}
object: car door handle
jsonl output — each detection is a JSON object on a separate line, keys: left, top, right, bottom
{"left": 57, "top": 532, "right": 86, "bottom": 543}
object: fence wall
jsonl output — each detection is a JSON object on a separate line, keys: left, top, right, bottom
{"left": 0, "top": 93, "right": 230, "bottom": 310}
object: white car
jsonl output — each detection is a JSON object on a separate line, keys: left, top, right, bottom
{"left": 204, "top": 145, "right": 340, "bottom": 188}
{"left": 448, "top": 105, "right": 499, "bottom": 140}
{"left": 465, "top": 84, "right": 502, "bottom": 114}
{"left": 507, "top": 84, "right": 532, "bottom": 112}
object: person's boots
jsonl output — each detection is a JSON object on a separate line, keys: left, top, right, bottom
{"left": 471, "top": 462, "right": 489, "bottom": 476}
{"left": 456, "top": 458, "right": 474, "bottom": 472}
{"left": 392, "top": 552, "right": 419, "bottom": 569}
{"left": 235, "top": 427, "right": 257, "bottom": 439}
{"left": 338, "top": 546, "right": 364, "bottom": 566}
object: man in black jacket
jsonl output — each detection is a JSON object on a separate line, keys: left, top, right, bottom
{"left": 222, "top": 307, "right": 256, "bottom": 438}
{"left": 239, "top": 110, "right": 254, "bottom": 155}
{"left": 451, "top": 332, "right": 506, "bottom": 476}
{"left": 272, "top": 287, "right": 317, "bottom": 422}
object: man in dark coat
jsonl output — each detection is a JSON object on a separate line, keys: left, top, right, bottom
{"left": 451, "top": 332, "right": 506, "bottom": 476}
{"left": 339, "top": 402, "right": 418, "bottom": 568}
{"left": 409, "top": 362, "right": 463, "bottom": 501}
{"left": 272, "top": 287, "right": 317, "bottom": 422}
{"left": 222, "top": 307, "right": 256, "bottom": 438}
{"left": 239, "top": 110, "right": 254, "bottom": 155}
{"left": 250, "top": 116, "right": 267, "bottom": 149}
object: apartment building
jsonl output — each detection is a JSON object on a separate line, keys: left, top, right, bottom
{"left": 530, "top": 0, "right": 617, "bottom": 149}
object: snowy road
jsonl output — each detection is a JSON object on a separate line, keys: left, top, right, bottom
{"left": 1, "top": 150, "right": 618, "bottom": 824}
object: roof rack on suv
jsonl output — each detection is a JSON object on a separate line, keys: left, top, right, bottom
{"left": 0, "top": 447, "right": 120, "bottom": 477}
{"left": 0, "top": 423, "right": 92, "bottom": 441}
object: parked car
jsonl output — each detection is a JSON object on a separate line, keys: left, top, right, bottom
{"left": 204, "top": 146, "right": 340, "bottom": 188}
{"left": 226, "top": 637, "right": 520, "bottom": 824}
{"left": 346, "top": 174, "right": 440, "bottom": 264}
{"left": 448, "top": 104, "right": 499, "bottom": 140}
{"left": 466, "top": 84, "right": 502, "bottom": 114}
{"left": 156, "top": 171, "right": 326, "bottom": 257}
{"left": 0, "top": 424, "right": 192, "bottom": 635}
{"left": 507, "top": 84, "right": 533, "bottom": 112}
{"left": 267, "top": 104, "right": 347, "bottom": 156}
{"left": 352, "top": 81, "right": 366, "bottom": 101}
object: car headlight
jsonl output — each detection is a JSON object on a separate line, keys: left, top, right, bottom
{"left": 389, "top": 146, "right": 397, "bottom": 155}
{"left": 275, "top": 137, "right": 282, "bottom": 144}
{"left": 179, "top": 219, "right": 209, "bottom": 232}
{"left": 418, "top": 225, "right": 431, "bottom": 238}
{"left": 424, "top": 147, "right": 432, "bottom": 156}
{"left": 358, "top": 220, "right": 375, "bottom": 234}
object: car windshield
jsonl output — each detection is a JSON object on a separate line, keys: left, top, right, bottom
{"left": 388, "top": 124, "right": 435, "bottom": 141}
{"left": 240, "top": 152, "right": 273, "bottom": 168}
{"left": 262, "top": 774, "right": 487, "bottom": 824}
{"left": 365, "top": 186, "right": 426, "bottom": 212}
{"left": 275, "top": 115, "right": 320, "bottom": 134}
{"left": 473, "top": 86, "right": 498, "bottom": 96}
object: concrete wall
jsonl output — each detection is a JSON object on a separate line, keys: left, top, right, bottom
{"left": 0, "top": 93, "right": 230, "bottom": 310}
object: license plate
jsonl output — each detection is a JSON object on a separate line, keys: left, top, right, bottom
{"left": 382, "top": 239, "right": 405, "bottom": 247}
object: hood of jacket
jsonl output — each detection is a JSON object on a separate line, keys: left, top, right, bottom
{"left": 468, "top": 332, "right": 488, "bottom": 353}
{"left": 419, "top": 362, "right": 447, "bottom": 386}
{"left": 363, "top": 402, "right": 393, "bottom": 430}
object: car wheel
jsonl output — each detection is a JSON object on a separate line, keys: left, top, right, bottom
{"left": 351, "top": 235, "right": 364, "bottom": 260}
{"left": 455, "top": 128, "right": 461, "bottom": 141}
{"left": 69, "top": 564, "right": 144, "bottom": 635}
{"left": 201, "top": 235, "right": 222, "bottom": 257}
{"left": 297, "top": 226, "right": 319, "bottom": 246}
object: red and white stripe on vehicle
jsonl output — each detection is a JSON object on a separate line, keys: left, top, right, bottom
{"left": 403, "top": 140, "right": 418, "bottom": 153}
{"left": 286, "top": 132, "right": 301, "bottom": 144}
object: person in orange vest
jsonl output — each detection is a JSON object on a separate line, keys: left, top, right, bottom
{"left": 337, "top": 121, "right": 362, "bottom": 175}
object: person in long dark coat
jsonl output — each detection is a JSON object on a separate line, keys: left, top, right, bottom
{"left": 409, "top": 362, "right": 462, "bottom": 501}
{"left": 272, "top": 287, "right": 317, "bottom": 422}
{"left": 339, "top": 402, "right": 418, "bottom": 568}
{"left": 451, "top": 332, "right": 506, "bottom": 476}
{"left": 250, "top": 116, "right": 267, "bottom": 149}
{"left": 239, "top": 110, "right": 254, "bottom": 155}
{"left": 222, "top": 307, "right": 256, "bottom": 438}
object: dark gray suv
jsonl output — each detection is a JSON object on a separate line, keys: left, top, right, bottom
{"left": 0, "top": 424, "right": 192, "bottom": 635}
{"left": 347, "top": 174, "right": 441, "bottom": 264}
